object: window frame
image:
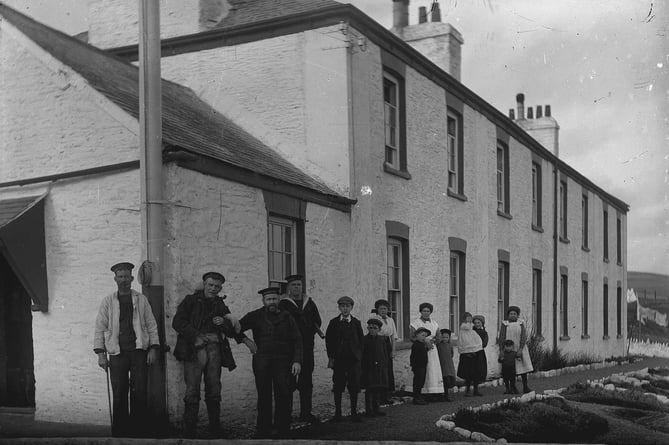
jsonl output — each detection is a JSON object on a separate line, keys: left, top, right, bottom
{"left": 497, "top": 260, "right": 510, "bottom": 332}
{"left": 531, "top": 266, "right": 542, "bottom": 336}
{"left": 559, "top": 180, "right": 568, "bottom": 242}
{"left": 616, "top": 284, "right": 622, "bottom": 337}
{"left": 382, "top": 68, "right": 409, "bottom": 178}
{"left": 581, "top": 278, "right": 589, "bottom": 337}
{"left": 531, "top": 162, "right": 542, "bottom": 230}
{"left": 616, "top": 216, "right": 622, "bottom": 265}
{"left": 560, "top": 273, "right": 569, "bottom": 338}
{"left": 267, "top": 215, "right": 298, "bottom": 287}
{"left": 603, "top": 281, "right": 609, "bottom": 338}
{"left": 496, "top": 142, "right": 508, "bottom": 215}
{"left": 582, "top": 193, "right": 589, "bottom": 250}
{"left": 603, "top": 209, "right": 609, "bottom": 262}
{"left": 386, "top": 221, "right": 411, "bottom": 339}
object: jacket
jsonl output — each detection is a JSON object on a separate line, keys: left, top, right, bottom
{"left": 278, "top": 295, "right": 322, "bottom": 350}
{"left": 93, "top": 290, "right": 159, "bottom": 356}
{"left": 172, "top": 291, "right": 237, "bottom": 370}
{"left": 238, "top": 307, "right": 303, "bottom": 363}
{"left": 325, "top": 315, "right": 364, "bottom": 361}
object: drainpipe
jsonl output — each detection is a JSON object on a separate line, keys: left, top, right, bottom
{"left": 552, "top": 160, "right": 559, "bottom": 352}
{"left": 139, "top": 0, "right": 167, "bottom": 427}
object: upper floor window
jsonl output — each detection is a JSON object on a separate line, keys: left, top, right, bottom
{"left": 268, "top": 216, "right": 297, "bottom": 286}
{"left": 582, "top": 194, "right": 589, "bottom": 249}
{"left": 559, "top": 180, "right": 568, "bottom": 241}
{"left": 616, "top": 216, "right": 622, "bottom": 265}
{"left": 496, "top": 141, "right": 510, "bottom": 216}
{"left": 532, "top": 162, "right": 542, "bottom": 229}
{"left": 603, "top": 209, "right": 609, "bottom": 261}
{"left": 446, "top": 109, "right": 464, "bottom": 197}
{"left": 383, "top": 70, "right": 408, "bottom": 177}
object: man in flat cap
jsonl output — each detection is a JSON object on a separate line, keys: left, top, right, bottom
{"left": 172, "top": 271, "right": 250, "bottom": 438}
{"left": 237, "top": 287, "right": 302, "bottom": 438}
{"left": 278, "top": 274, "right": 323, "bottom": 424}
{"left": 94, "top": 262, "right": 160, "bottom": 437}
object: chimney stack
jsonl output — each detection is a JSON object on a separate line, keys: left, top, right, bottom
{"left": 418, "top": 6, "right": 427, "bottom": 24}
{"left": 509, "top": 109, "right": 515, "bottom": 120}
{"left": 545, "top": 105, "right": 552, "bottom": 117}
{"left": 527, "top": 107, "right": 534, "bottom": 119}
{"left": 392, "top": 0, "right": 410, "bottom": 30}
{"left": 516, "top": 93, "right": 525, "bottom": 120}
{"left": 431, "top": 2, "right": 442, "bottom": 22}
{"left": 536, "top": 105, "right": 543, "bottom": 118}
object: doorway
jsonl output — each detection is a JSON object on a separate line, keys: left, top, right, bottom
{"left": 0, "top": 254, "right": 35, "bottom": 408}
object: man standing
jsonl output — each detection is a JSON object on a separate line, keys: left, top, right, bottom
{"left": 172, "top": 272, "right": 249, "bottom": 438}
{"left": 278, "top": 274, "right": 323, "bottom": 424}
{"left": 94, "top": 262, "right": 160, "bottom": 437}
{"left": 238, "top": 287, "right": 302, "bottom": 438}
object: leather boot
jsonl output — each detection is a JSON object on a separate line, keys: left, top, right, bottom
{"left": 333, "top": 392, "right": 343, "bottom": 421}
{"left": 183, "top": 403, "right": 199, "bottom": 438}
{"left": 299, "top": 388, "right": 320, "bottom": 423}
{"left": 206, "top": 400, "right": 222, "bottom": 437}
{"left": 372, "top": 392, "right": 385, "bottom": 416}
{"left": 364, "top": 392, "right": 374, "bottom": 417}
{"left": 350, "top": 392, "right": 362, "bottom": 422}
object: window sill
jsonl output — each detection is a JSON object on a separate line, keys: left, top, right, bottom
{"left": 497, "top": 210, "right": 513, "bottom": 220}
{"left": 616, "top": 334, "right": 623, "bottom": 339}
{"left": 582, "top": 246, "right": 590, "bottom": 253}
{"left": 603, "top": 258, "right": 610, "bottom": 264}
{"left": 383, "top": 162, "right": 412, "bottom": 180}
{"left": 616, "top": 262, "right": 623, "bottom": 267}
{"left": 559, "top": 236, "right": 570, "bottom": 244}
{"left": 581, "top": 334, "right": 590, "bottom": 340}
{"left": 559, "top": 335, "right": 570, "bottom": 341}
{"left": 447, "top": 189, "right": 468, "bottom": 202}
{"left": 395, "top": 340, "right": 413, "bottom": 351}
{"left": 532, "top": 224, "right": 544, "bottom": 233}
{"left": 602, "top": 335, "right": 610, "bottom": 340}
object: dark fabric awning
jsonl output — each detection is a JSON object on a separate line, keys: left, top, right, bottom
{"left": 0, "top": 194, "right": 48, "bottom": 312}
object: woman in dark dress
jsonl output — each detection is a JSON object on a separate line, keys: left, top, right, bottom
{"left": 472, "top": 315, "right": 489, "bottom": 386}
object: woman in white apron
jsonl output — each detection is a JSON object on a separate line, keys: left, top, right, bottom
{"left": 497, "top": 305, "right": 534, "bottom": 393}
{"left": 406, "top": 303, "right": 443, "bottom": 397}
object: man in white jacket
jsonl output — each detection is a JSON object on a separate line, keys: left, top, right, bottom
{"left": 93, "top": 262, "right": 159, "bottom": 437}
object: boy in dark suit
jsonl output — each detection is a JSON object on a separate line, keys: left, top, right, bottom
{"left": 410, "top": 327, "right": 430, "bottom": 405}
{"left": 325, "top": 296, "right": 364, "bottom": 422}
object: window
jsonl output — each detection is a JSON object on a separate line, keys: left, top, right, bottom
{"left": 559, "top": 180, "right": 568, "bottom": 241}
{"left": 532, "top": 267, "right": 542, "bottom": 335}
{"left": 603, "top": 209, "right": 609, "bottom": 261}
{"left": 603, "top": 282, "right": 609, "bottom": 337}
{"left": 581, "top": 279, "right": 589, "bottom": 337}
{"left": 616, "top": 217, "right": 622, "bottom": 264}
{"left": 582, "top": 194, "right": 589, "bottom": 249}
{"left": 532, "top": 162, "right": 542, "bottom": 229}
{"left": 268, "top": 216, "right": 297, "bottom": 285}
{"left": 560, "top": 274, "right": 568, "bottom": 337}
{"left": 383, "top": 70, "right": 407, "bottom": 176}
{"left": 449, "top": 253, "right": 460, "bottom": 333}
{"left": 616, "top": 285, "right": 622, "bottom": 337}
{"left": 496, "top": 141, "right": 510, "bottom": 215}
{"left": 446, "top": 109, "right": 464, "bottom": 197}
{"left": 386, "top": 221, "right": 410, "bottom": 339}
{"left": 497, "top": 261, "right": 509, "bottom": 331}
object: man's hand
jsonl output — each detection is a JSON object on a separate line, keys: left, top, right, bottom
{"left": 291, "top": 362, "right": 301, "bottom": 377}
{"left": 97, "top": 353, "right": 108, "bottom": 370}
{"left": 515, "top": 351, "right": 522, "bottom": 359}
{"left": 147, "top": 348, "right": 159, "bottom": 365}
{"left": 213, "top": 316, "right": 224, "bottom": 326}
{"left": 224, "top": 314, "right": 241, "bottom": 333}
{"left": 327, "top": 357, "right": 335, "bottom": 369}
{"left": 243, "top": 338, "right": 257, "bottom": 354}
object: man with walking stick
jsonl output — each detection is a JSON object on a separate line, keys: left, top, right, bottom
{"left": 94, "top": 262, "right": 160, "bottom": 437}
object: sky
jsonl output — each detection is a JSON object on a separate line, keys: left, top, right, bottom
{"left": 5, "top": 0, "right": 668, "bottom": 274}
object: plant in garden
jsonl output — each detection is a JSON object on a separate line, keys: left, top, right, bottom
{"left": 562, "top": 383, "right": 669, "bottom": 413}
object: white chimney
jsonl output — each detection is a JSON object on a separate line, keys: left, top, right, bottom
{"left": 512, "top": 93, "right": 560, "bottom": 157}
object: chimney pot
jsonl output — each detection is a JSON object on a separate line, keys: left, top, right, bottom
{"left": 431, "top": 1, "right": 442, "bottom": 22}
{"left": 536, "top": 105, "right": 543, "bottom": 118}
{"left": 392, "top": 0, "right": 410, "bottom": 30}
{"left": 509, "top": 109, "right": 515, "bottom": 120}
{"left": 545, "top": 105, "right": 551, "bottom": 117}
{"left": 527, "top": 107, "right": 533, "bottom": 119}
{"left": 516, "top": 93, "right": 525, "bottom": 120}
{"left": 418, "top": 6, "right": 427, "bottom": 24}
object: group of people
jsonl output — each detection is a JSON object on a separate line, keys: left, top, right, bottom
{"left": 93, "top": 262, "right": 534, "bottom": 439}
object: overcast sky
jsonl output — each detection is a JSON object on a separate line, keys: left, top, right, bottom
{"left": 6, "top": 0, "right": 668, "bottom": 275}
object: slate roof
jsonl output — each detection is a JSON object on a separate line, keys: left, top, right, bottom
{"left": 215, "top": 0, "right": 342, "bottom": 28}
{"left": 0, "top": 196, "right": 42, "bottom": 228}
{"left": 0, "top": 3, "right": 351, "bottom": 204}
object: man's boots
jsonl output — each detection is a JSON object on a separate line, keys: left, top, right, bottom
{"left": 372, "top": 393, "right": 386, "bottom": 416}
{"left": 183, "top": 403, "right": 199, "bottom": 438}
{"left": 364, "top": 392, "right": 374, "bottom": 417}
{"left": 206, "top": 400, "right": 222, "bottom": 437}
{"left": 333, "top": 392, "right": 343, "bottom": 421}
{"left": 350, "top": 392, "right": 362, "bottom": 422}
{"left": 299, "top": 387, "right": 320, "bottom": 423}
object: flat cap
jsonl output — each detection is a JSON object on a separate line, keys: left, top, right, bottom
{"left": 367, "top": 318, "right": 383, "bottom": 328}
{"left": 258, "top": 287, "right": 281, "bottom": 297}
{"left": 110, "top": 262, "right": 134, "bottom": 273}
{"left": 337, "top": 296, "right": 354, "bottom": 305}
{"left": 414, "top": 327, "right": 431, "bottom": 336}
{"left": 285, "top": 274, "right": 303, "bottom": 284}
{"left": 202, "top": 271, "right": 225, "bottom": 283}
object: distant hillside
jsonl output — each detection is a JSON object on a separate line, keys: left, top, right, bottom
{"left": 628, "top": 271, "right": 669, "bottom": 299}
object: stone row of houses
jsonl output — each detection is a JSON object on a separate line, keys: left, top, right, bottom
{"left": 0, "top": 0, "right": 628, "bottom": 429}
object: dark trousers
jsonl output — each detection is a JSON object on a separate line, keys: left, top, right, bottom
{"left": 332, "top": 358, "right": 361, "bottom": 394}
{"left": 252, "top": 355, "right": 292, "bottom": 434}
{"left": 183, "top": 343, "right": 222, "bottom": 404}
{"left": 286, "top": 347, "right": 314, "bottom": 418}
{"left": 109, "top": 349, "right": 148, "bottom": 437}
{"left": 412, "top": 367, "right": 426, "bottom": 396}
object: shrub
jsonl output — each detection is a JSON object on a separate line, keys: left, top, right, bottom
{"left": 562, "top": 385, "right": 669, "bottom": 413}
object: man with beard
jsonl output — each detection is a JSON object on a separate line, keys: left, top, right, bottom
{"left": 238, "top": 287, "right": 302, "bottom": 438}
{"left": 278, "top": 274, "right": 323, "bottom": 424}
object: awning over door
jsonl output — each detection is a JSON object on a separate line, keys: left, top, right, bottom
{"left": 0, "top": 194, "right": 48, "bottom": 312}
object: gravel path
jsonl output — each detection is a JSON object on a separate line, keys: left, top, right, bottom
{"left": 291, "top": 357, "right": 669, "bottom": 442}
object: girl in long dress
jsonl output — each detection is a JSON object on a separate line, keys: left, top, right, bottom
{"left": 456, "top": 312, "right": 484, "bottom": 396}
{"left": 472, "top": 315, "right": 489, "bottom": 386}
{"left": 497, "top": 305, "right": 534, "bottom": 393}
{"left": 370, "top": 299, "right": 398, "bottom": 403}
{"left": 406, "top": 303, "right": 443, "bottom": 397}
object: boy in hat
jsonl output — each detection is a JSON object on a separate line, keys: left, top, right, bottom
{"left": 410, "top": 327, "right": 430, "bottom": 405}
{"left": 94, "top": 262, "right": 160, "bottom": 437}
{"left": 325, "top": 296, "right": 364, "bottom": 421}
{"left": 278, "top": 274, "right": 323, "bottom": 423}
{"left": 361, "top": 318, "right": 390, "bottom": 417}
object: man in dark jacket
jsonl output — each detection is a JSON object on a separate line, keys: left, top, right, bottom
{"left": 172, "top": 272, "right": 251, "bottom": 438}
{"left": 238, "top": 287, "right": 302, "bottom": 438}
{"left": 278, "top": 274, "right": 323, "bottom": 424}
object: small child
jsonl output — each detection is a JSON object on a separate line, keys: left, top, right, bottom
{"left": 410, "top": 327, "right": 431, "bottom": 405}
{"left": 361, "top": 318, "right": 390, "bottom": 417}
{"left": 436, "top": 328, "right": 456, "bottom": 401}
{"left": 498, "top": 339, "right": 518, "bottom": 394}
{"left": 325, "top": 296, "right": 365, "bottom": 422}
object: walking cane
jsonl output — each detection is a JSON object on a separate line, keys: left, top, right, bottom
{"left": 105, "top": 355, "right": 113, "bottom": 429}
